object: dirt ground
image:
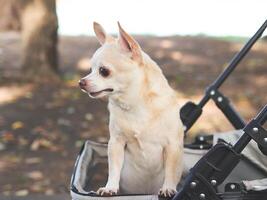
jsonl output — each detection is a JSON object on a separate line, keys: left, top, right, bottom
{"left": 0, "top": 33, "right": 266, "bottom": 197}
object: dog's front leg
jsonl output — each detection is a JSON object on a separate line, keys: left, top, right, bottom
{"left": 97, "top": 136, "right": 125, "bottom": 196}
{"left": 159, "top": 142, "right": 183, "bottom": 197}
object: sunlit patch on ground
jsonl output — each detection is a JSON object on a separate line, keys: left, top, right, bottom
{"left": 0, "top": 160, "right": 9, "bottom": 172}
{"left": 0, "top": 84, "right": 34, "bottom": 105}
{"left": 76, "top": 57, "right": 91, "bottom": 71}
{"left": 179, "top": 53, "right": 214, "bottom": 66}
{"left": 159, "top": 39, "right": 174, "bottom": 49}
{"left": 170, "top": 51, "right": 183, "bottom": 61}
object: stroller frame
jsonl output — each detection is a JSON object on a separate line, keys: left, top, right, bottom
{"left": 175, "top": 105, "right": 267, "bottom": 200}
{"left": 176, "top": 20, "right": 267, "bottom": 200}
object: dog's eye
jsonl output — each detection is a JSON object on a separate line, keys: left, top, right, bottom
{"left": 99, "top": 67, "right": 110, "bottom": 77}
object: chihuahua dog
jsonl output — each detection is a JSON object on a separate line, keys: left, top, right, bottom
{"left": 79, "top": 22, "right": 184, "bottom": 197}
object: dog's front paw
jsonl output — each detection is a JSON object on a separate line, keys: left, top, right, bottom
{"left": 158, "top": 187, "right": 177, "bottom": 198}
{"left": 96, "top": 187, "right": 118, "bottom": 196}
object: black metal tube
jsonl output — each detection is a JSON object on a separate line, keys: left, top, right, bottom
{"left": 233, "top": 105, "right": 267, "bottom": 153}
{"left": 198, "top": 93, "right": 210, "bottom": 108}
{"left": 233, "top": 134, "right": 252, "bottom": 153}
{"left": 197, "top": 20, "right": 267, "bottom": 109}
{"left": 212, "top": 20, "right": 267, "bottom": 89}
{"left": 216, "top": 101, "right": 246, "bottom": 129}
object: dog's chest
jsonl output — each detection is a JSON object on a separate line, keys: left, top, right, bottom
{"left": 109, "top": 102, "right": 171, "bottom": 143}
{"left": 110, "top": 109, "right": 168, "bottom": 163}
{"left": 114, "top": 114, "right": 164, "bottom": 168}
{"left": 111, "top": 110, "right": 146, "bottom": 140}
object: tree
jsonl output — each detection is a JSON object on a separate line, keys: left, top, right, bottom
{"left": 0, "top": 0, "right": 58, "bottom": 79}
{"left": 0, "top": 0, "right": 21, "bottom": 31}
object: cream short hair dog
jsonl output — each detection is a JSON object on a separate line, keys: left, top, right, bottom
{"left": 79, "top": 22, "right": 184, "bottom": 197}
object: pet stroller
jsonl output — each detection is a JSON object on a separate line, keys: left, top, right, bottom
{"left": 70, "top": 20, "right": 267, "bottom": 200}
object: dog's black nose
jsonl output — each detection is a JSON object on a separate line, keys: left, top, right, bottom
{"left": 79, "top": 79, "right": 87, "bottom": 88}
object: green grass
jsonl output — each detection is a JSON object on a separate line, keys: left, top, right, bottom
{"left": 213, "top": 35, "right": 249, "bottom": 43}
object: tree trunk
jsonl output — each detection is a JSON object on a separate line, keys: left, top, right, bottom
{"left": 21, "top": 0, "right": 58, "bottom": 79}
{"left": 0, "top": 0, "right": 22, "bottom": 31}
{"left": 0, "top": 0, "right": 58, "bottom": 80}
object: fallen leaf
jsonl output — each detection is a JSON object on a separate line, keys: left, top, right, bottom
{"left": 32, "top": 126, "right": 46, "bottom": 134}
{"left": 6, "top": 155, "right": 21, "bottom": 163}
{"left": 18, "top": 136, "right": 29, "bottom": 146}
{"left": 2, "top": 131, "right": 15, "bottom": 142}
{"left": 12, "top": 121, "right": 24, "bottom": 130}
{"left": 45, "top": 101, "right": 62, "bottom": 109}
{"left": 30, "top": 184, "right": 43, "bottom": 192}
{"left": 26, "top": 171, "right": 44, "bottom": 180}
{"left": 67, "top": 107, "right": 75, "bottom": 114}
{"left": 24, "top": 92, "right": 33, "bottom": 99}
{"left": 3, "top": 191, "right": 11, "bottom": 196}
{"left": 85, "top": 113, "right": 94, "bottom": 121}
{"left": 30, "top": 140, "right": 40, "bottom": 151}
{"left": 15, "top": 189, "right": 28, "bottom": 196}
{"left": 30, "top": 139, "right": 53, "bottom": 151}
{"left": 45, "top": 188, "right": 54, "bottom": 195}
{"left": 0, "top": 142, "right": 6, "bottom": 151}
{"left": 25, "top": 157, "right": 42, "bottom": 164}
{"left": 57, "top": 118, "right": 71, "bottom": 126}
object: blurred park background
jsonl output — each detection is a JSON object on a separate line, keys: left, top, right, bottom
{"left": 0, "top": 0, "right": 266, "bottom": 199}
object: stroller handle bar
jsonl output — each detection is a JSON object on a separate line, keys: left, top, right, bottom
{"left": 199, "top": 19, "right": 267, "bottom": 108}
{"left": 181, "top": 19, "right": 267, "bottom": 133}
{"left": 211, "top": 20, "right": 267, "bottom": 89}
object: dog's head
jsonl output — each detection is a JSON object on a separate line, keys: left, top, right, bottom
{"left": 79, "top": 22, "right": 144, "bottom": 99}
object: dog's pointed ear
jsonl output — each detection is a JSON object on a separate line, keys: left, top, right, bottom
{"left": 93, "top": 22, "right": 114, "bottom": 45}
{"left": 118, "top": 22, "right": 143, "bottom": 64}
